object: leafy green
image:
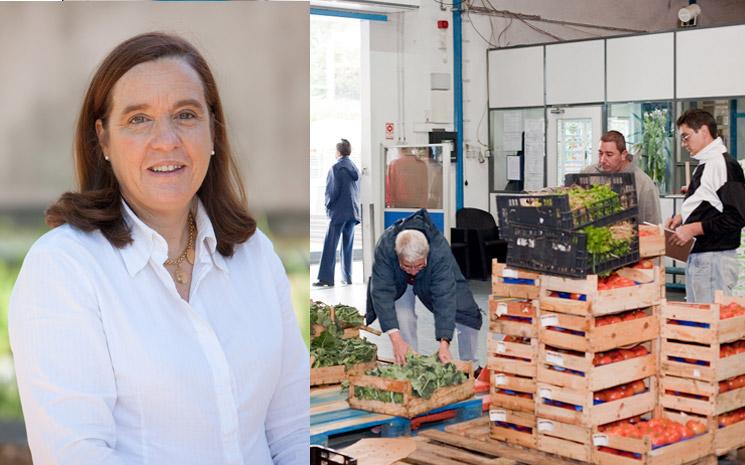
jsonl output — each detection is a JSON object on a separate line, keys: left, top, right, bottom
{"left": 310, "top": 330, "right": 376, "bottom": 368}
{"left": 563, "top": 184, "right": 623, "bottom": 223}
{"left": 349, "top": 353, "right": 467, "bottom": 402}
{"left": 310, "top": 300, "right": 364, "bottom": 338}
{"left": 583, "top": 221, "right": 634, "bottom": 272}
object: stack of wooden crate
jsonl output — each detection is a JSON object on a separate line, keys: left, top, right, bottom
{"left": 487, "top": 262, "right": 541, "bottom": 448}
{"left": 660, "top": 292, "right": 745, "bottom": 456}
{"left": 486, "top": 221, "right": 671, "bottom": 463}
{"left": 534, "top": 266, "right": 663, "bottom": 462}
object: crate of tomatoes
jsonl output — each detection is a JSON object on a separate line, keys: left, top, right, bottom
{"left": 715, "top": 405, "right": 745, "bottom": 455}
{"left": 593, "top": 410, "right": 712, "bottom": 465}
{"left": 488, "top": 297, "right": 537, "bottom": 339}
{"left": 489, "top": 408, "right": 536, "bottom": 449}
{"left": 538, "top": 306, "right": 659, "bottom": 354}
{"left": 536, "top": 339, "right": 657, "bottom": 393}
{"left": 487, "top": 332, "right": 537, "bottom": 380}
{"left": 639, "top": 223, "right": 665, "bottom": 258}
{"left": 491, "top": 261, "right": 540, "bottom": 299}
{"left": 661, "top": 293, "right": 745, "bottom": 383}
{"left": 539, "top": 261, "right": 663, "bottom": 316}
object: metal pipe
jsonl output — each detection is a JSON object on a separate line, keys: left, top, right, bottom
{"left": 453, "top": 0, "right": 464, "bottom": 209}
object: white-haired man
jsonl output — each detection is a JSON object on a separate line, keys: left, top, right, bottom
{"left": 366, "top": 209, "right": 482, "bottom": 365}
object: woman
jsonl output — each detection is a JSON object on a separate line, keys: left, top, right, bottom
{"left": 8, "top": 33, "right": 309, "bottom": 465}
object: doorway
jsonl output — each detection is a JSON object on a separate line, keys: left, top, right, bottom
{"left": 546, "top": 105, "right": 603, "bottom": 187}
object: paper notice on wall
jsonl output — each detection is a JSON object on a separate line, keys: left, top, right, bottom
{"left": 523, "top": 118, "right": 545, "bottom": 191}
{"left": 503, "top": 111, "right": 523, "bottom": 152}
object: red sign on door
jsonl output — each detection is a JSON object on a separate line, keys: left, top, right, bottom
{"left": 385, "top": 122, "right": 394, "bottom": 140}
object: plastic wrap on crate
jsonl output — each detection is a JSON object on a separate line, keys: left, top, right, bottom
{"left": 497, "top": 172, "right": 638, "bottom": 232}
{"left": 504, "top": 219, "right": 640, "bottom": 278}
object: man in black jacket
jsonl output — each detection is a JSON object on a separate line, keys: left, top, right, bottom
{"left": 666, "top": 109, "right": 745, "bottom": 303}
{"left": 366, "top": 209, "right": 483, "bottom": 364}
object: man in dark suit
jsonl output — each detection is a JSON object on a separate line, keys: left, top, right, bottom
{"left": 314, "top": 139, "right": 361, "bottom": 287}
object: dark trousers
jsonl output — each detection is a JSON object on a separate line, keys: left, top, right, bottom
{"left": 317, "top": 220, "right": 356, "bottom": 284}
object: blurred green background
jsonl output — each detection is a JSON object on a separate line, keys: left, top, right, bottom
{"left": 0, "top": 214, "right": 309, "bottom": 421}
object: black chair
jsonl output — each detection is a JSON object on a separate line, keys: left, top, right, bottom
{"left": 453, "top": 208, "right": 508, "bottom": 280}
{"left": 450, "top": 227, "right": 470, "bottom": 278}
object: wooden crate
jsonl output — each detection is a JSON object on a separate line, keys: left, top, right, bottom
{"left": 661, "top": 297, "right": 745, "bottom": 382}
{"left": 659, "top": 375, "right": 745, "bottom": 416}
{"left": 539, "top": 266, "right": 663, "bottom": 316}
{"left": 537, "top": 343, "right": 657, "bottom": 392}
{"left": 593, "top": 410, "right": 713, "bottom": 465}
{"left": 535, "top": 378, "right": 657, "bottom": 427}
{"left": 310, "top": 359, "right": 378, "bottom": 387}
{"left": 535, "top": 418, "right": 597, "bottom": 462}
{"left": 489, "top": 408, "right": 536, "bottom": 449}
{"left": 490, "top": 372, "right": 536, "bottom": 414}
{"left": 639, "top": 224, "right": 665, "bottom": 258}
{"left": 714, "top": 415, "right": 745, "bottom": 456}
{"left": 538, "top": 307, "right": 659, "bottom": 353}
{"left": 489, "top": 297, "right": 538, "bottom": 339}
{"left": 487, "top": 332, "right": 537, "bottom": 379}
{"left": 492, "top": 261, "right": 540, "bottom": 299}
{"left": 347, "top": 362, "right": 474, "bottom": 418}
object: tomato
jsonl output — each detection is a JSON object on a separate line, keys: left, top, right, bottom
{"left": 687, "top": 419, "right": 707, "bottom": 435}
{"left": 634, "top": 259, "right": 654, "bottom": 269}
{"left": 668, "top": 429, "right": 682, "bottom": 443}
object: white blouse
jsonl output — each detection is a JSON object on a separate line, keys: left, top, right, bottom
{"left": 9, "top": 199, "right": 309, "bottom": 465}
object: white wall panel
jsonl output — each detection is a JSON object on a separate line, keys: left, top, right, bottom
{"left": 487, "top": 46, "right": 544, "bottom": 108}
{"left": 677, "top": 25, "right": 745, "bottom": 99}
{"left": 546, "top": 40, "right": 604, "bottom": 105}
{"left": 607, "top": 33, "right": 674, "bottom": 102}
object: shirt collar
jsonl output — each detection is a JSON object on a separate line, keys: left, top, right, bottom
{"left": 119, "top": 197, "right": 228, "bottom": 277}
{"left": 692, "top": 137, "right": 727, "bottom": 164}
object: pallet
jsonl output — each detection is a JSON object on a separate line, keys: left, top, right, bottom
{"left": 593, "top": 410, "right": 713, "bottom": 465}
{"left": 310, "top": 385, "right": 483, "bottom": 446}
{"left": 538, "top": 307, "right": 659, "bottom": 353}
{"left": 348, "top": 362, "right": 474, "bottom": 418}
{"left": 311, "top": 359, "right": 378, "bottom": 387}
{"left": 492, "top": 261, "right": 540, "bottom": 299}
{"left": 539, "top": 267, "right": 663, "bottom": 316}
{"left": 639, "top": 224, "right": 665, "bottom": 258}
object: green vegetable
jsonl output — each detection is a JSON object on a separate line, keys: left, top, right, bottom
{"left": 310, "top": 330, "right": 376, "bottom": 369}
{"left": 347, "top": 353, "right": 467, "bottom": 403}
{"left": 563, "top": 184, "right": 623, "bottom": 223}
{"left": 310, "top": 300, "right": 364, "bottom": 338}
{"left": 583, "top": 221, "right": 634, "bottom": 272}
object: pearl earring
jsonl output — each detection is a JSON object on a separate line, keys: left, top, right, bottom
{"left": 104, "top": 155, "right": 110, "bottom": 161}
{"left": 210, "top": 150, "right": 215, "bottom": 156}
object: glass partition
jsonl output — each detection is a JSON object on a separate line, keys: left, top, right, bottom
{"left": 607, "top": 101, "right": 673, "bottom": 194}
{"left": 489, "top": 107, "right": 545, "bottom": 191}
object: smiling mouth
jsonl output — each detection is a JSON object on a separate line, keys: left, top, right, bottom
{"left": 148, "top": 164, "right": 185, "bottom": 173}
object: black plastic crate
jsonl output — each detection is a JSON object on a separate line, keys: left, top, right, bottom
{"left": 310, "top": 445, "right": 357, "bottom": 465}
{"left": 497, "top": 173, "right": 637, "bottom": 232}
{"left": 504, "top": 219, "right": 640, "bottom": 278}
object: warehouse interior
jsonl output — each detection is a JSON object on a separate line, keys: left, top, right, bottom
{"left": 311, "top": 1, "right": 745, "bottom": 462}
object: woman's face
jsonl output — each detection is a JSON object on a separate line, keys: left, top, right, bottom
{"left": 96, "top": 57, "right": 213, "bottom": 218}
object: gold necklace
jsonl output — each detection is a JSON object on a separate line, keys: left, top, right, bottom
{"left": 164, "top": 212, "right": 196, "bottom": 284}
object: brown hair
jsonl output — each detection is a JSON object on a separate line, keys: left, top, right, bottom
{"left": 676, "top": 108, "right": 718, "bottom": 139}
{"left": 600, "top": 130, "right": 627, "bottom": 154}
{"left": 46, "top": 32, "right": 255, "bottom": 257}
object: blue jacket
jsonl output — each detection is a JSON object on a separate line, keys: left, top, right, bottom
{"left": 325, "top": 156, "right": 361, "bottom": 224}
{"left": 365, "top": 209, "right": 483, "bottom": 340}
